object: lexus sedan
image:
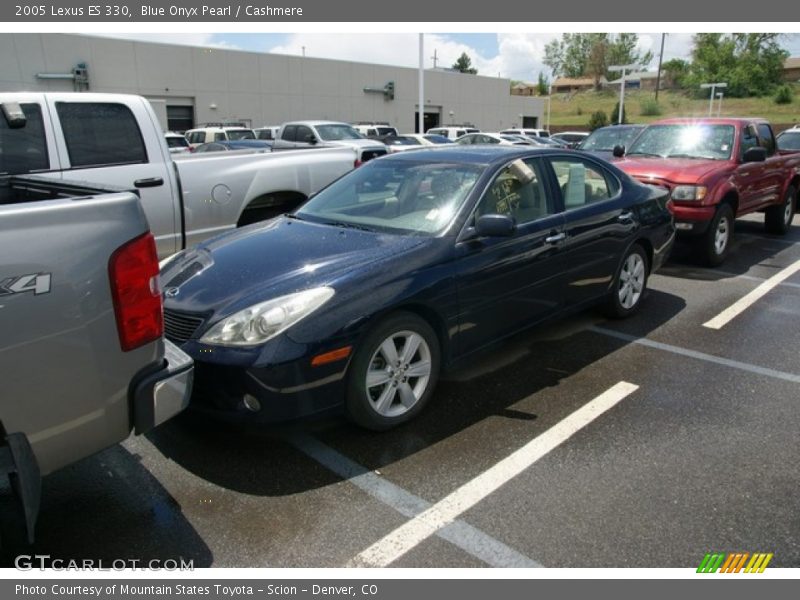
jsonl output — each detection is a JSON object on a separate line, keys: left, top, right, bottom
{"left": 161, "top": 147, "right": 674, "bottom": 430}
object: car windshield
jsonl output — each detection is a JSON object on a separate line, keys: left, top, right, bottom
{"left": 227, "top": 129, "right": 255, "bottom": 140}
{"left": 376, "top": 127, "right": 397, "bottom": 136}
{"left": 295, "top": 159, "right": 482, "bottom": 236}
{"left": 777, "top": 131, "right": 800, "bottom": 151}
{"left": 580, "top": 127, "right": 643, "bottom": 151}
{"left": 626, "top": 124, "right": 735, "bottom": 160}
{"left": 386, "top": 137, "right": 420, "bottom": 146}
{"left": 316, "top": 124, "right": 363, "bottom": 141}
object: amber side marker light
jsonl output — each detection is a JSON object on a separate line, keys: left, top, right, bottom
{"left": 311, "top": 346, "right": 353, "bottom": 367}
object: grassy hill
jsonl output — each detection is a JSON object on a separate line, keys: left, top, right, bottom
{"left": 546, "top": 85, "right": 800, "bottom": 131}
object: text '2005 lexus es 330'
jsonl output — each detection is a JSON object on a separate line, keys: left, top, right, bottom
{"left": 160, "top": 147, "right": 675, "bottom": 430}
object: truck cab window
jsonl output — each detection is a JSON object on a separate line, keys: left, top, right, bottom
{"left": 757, "top": 123, "right": 776, "bottom": 156}
{"left": 56, "top": 102, "right": 147, "bottom": 168}
{"left": 0, "top": 103, "right": 49, "bottom": 175}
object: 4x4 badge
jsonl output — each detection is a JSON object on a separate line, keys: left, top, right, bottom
{"left": 0, "top": 273, "right": 51, "bottom": 297}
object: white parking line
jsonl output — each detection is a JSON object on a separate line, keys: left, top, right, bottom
{"left": 289, "top": 433, "right": 540, "bottom": 568}
{"left": 590, "top": 326, "right": 800, "bottom": 384}
{"left": 348, "top": 381, "right": 639, "bottom": 567}
{"left": 702, "top": 257, "right": 800, "bottom": 329}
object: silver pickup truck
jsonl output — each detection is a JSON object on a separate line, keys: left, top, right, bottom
{"left": 0, "top": 93, "right": 358, "bottom": 258}
{"left": 0, "top": 102, "right": 194, "bottom": 542}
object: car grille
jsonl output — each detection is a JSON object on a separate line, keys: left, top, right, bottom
{"left": 361, "top": 149, "right": 387, "bottom": 162}
{"left": 163, "top": 309, "right": 206, "bottom": 344}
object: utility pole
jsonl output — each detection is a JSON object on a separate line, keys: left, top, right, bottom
{"left": 655, "top": 33, "right": 666, "bottom": 101}
{"left": 418, "top": 34, "right": 425, "bottom": 135}
{"left": 430, "top": 49, "right": 438, "bottom": 69}
{"left": 609, "top": 64, "right": 638, "bottom": 125}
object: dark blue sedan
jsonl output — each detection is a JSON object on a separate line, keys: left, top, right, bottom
{"left": 161, "top": 147, "right": 674, "bottom": 429}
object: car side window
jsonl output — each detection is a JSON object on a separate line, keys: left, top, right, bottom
{"left": 757, "top": 123, "right": 776, "bottom": 156}
{"left": 282, "top": 125, "right": 297, "bottom": 142}
{"left": 740, "top": 125, "right": 759, "bottom": 159}
{"left": 56, "top": 102, "right": 147, "bottom": 168}
{"left": 549, "top": 158, "right": 617, "bottom": 209}
{"left": 214, "top": 132, "right": 226, "bottom": 142}
{"left": 0, "top": 102, "right": 49, "bottom": 175}
{"left": 296, "top": 126, "right": 314, "bottom": 143}
{"left": 475, "top": 160, "right": 554, "bottom": 225}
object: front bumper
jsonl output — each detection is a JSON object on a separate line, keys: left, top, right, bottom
{"left": 671, "top": 204, "right": 716, "bottom": 236}
{"left": 131, "top": 340, "right": 194, "bottom": 434}
{"left": 188, "top": 349, "right": 351, "bottom": 423}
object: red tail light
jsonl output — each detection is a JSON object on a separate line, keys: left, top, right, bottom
{"left": 108, "top": 232, "right": 163, "bottom": 352}
{"left": 354, "top": 159, "right": 362, "bottom": 168}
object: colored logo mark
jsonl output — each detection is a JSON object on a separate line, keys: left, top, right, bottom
{"left": 697, "top": 552, "right": 773, "bottom": 573}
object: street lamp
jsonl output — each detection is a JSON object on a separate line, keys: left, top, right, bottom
{"left": 608, "top": 64, "right": 639, "bottom": 125}
{"left": 700, "top": 82, "right": 727, "bottom": 116}
{"left": 716, "top": 92, "right": 724, "bottom": 116}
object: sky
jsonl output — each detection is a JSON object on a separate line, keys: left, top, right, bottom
{"left": 101, "top": 32, "right": 800, "bottom": 83}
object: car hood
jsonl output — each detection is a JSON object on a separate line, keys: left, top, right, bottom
{"left": 161, "top": 217, "right": 426, "bottom": 317}
{"left": 615, "top": 156, "right": 728, "bottom": 184}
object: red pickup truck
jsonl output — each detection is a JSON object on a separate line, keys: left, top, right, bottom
{"left": 614, "top": 118, "right": 800, "bottom": 265}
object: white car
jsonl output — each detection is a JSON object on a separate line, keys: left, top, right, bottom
{"left": 272, "top": 121, "right": 387, "bottom": 165}
{"left": 426, "top": 126, "right": 480, "bottom": 141}
{"left": 550, "top": 131, "right": 590, "bottom": 148}
{"left": 500, "top": 128, "right": 551, "bottom": 138}
{"left": 381, "top": 133, "right": 454, "bottom": 153}
{"left": 455, "top": 132, "right": 533, "bottom": 146}
{"left": 254, "top": 126, "right": 280, "bottom": 141}
{"left": 185, "top": 126, "right": 256, "bottom": 148}
{"left": 776, "top": 126, "right": 800, "bottom": 152}
{"left": 164, "top": 132, "right": 191, "bottom": 154}
{"left": 353, "top": 123, "right": 399, "bottom": 138}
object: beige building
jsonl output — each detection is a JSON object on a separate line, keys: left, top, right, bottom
{"left": 783, "top": 57, "right": 800, "bottom": 83}
{"left": 0, "top": 33, "right": 545, "bottom": 133}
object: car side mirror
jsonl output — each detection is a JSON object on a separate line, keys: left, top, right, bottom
{"left": 743, "top": 146, "right": 767, "bottom": 163}
{"left": 475, "top": 214, "right": 515, "bottom": 238}
{"left": 612, "top": 145, "right": 625, "bottom": 158}
{"left": 305, "top": 134, "right": 318, "bottom": 145}
{"left": 1, "top": 102, "right": 26, "bottom": 129}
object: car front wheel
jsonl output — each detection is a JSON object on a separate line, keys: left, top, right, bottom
{"left": 701, "top": 203, "right": 734, "bottom": 267}
{"left": 346, "top": 312, "right": 441, "bottom": 430}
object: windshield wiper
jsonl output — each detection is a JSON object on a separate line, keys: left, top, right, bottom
{"left": 285, "top": 213, "right": 305, "bottom": 221}
{"left": 626, "top": 151, "right": 663, "bottom": 158}
{"left": 321, "top": 220, "right": 375, "bottom": 232}
{"left": 665, "top": 153, "right": 717, "bottom": 160}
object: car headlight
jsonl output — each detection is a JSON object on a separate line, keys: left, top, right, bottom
{"left": 671, "top": 185, "right": 707, "bottom": 201}
{"left": 201, "top": 287, "right": 335, "bottom": 347}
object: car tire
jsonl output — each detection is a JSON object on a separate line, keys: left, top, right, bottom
{"left": 764, "top": 186, "right": 796, "bottom": 235}
{"left": 701, "top": 203, "right": 735, "bottom": 267}
{"left": 603, "top": 243, "right": 649, "bottom": 319}
{"left": 345, "top": 312, "right": 441, "bottom": 431}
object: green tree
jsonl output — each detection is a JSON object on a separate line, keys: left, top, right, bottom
{"left": 685, "top": 34, "right": 788, "bottom": 97}
{"left": 544, "top": 33, "right": 653, "bottom": 90}
{"left": 452, "top": 52, "right": 478, "bottom": 74}
{"left": 536, "top": 72, "right": 549, "bottom": 96}
{"left": 609, "top": 101, "right": 628, "bottom": 125}
{"left": 661, "top": 58, "right": 690, "bottom": 87}
{"left": 588, "top": 110, "right": 609, "bottom": 130}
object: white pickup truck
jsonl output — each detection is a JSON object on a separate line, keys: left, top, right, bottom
{"left": 0, "top": 93, "right": 358, "bottom": 258}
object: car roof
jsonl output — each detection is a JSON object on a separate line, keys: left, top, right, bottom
{"left": 651, "top": 117, "right": 769, "bottom": 126}
{"left": 378, "top": 145, "right": 561, "bottom": 166}
{"left": 283, "top": 120, "right": 353, "bottom": 127}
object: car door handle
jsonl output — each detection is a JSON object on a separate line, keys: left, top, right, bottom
{"left": 618, "top": 211, "right": 635, "bottom": 223}
{"left": 545, "top": 232, "right": 566, "bottom": 244}
{"left": 134, "top": 177, "right": 164, "bottom": 188}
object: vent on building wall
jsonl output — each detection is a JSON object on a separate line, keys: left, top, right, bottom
{"left": 35, "top": 62, "right": 90, "bottom": 91}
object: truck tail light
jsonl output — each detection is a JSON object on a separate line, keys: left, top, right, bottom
{"left": 109, "top": 232, "right": 163, "bottom": 352}
{"left": 354, "top": 158, "right": 363, "bottom": 168}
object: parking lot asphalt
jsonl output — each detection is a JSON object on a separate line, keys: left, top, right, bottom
{"left": 2, "top": 214, "right": 798, "bottom": 568}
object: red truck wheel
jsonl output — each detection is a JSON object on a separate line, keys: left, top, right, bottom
{"left": 765, "top": 186, "right": 796, "bottom": 235}
{"left": 701, "top": 204, "right": 734, "bottom": 267}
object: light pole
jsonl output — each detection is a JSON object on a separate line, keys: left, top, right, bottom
{"left": 700, "top": 82, "right": 727, "bottom": 116}
{"left": 608, "top": 64, "right": 638, "bottom": 125}
{"left": 418, "top": 34, "right": 424, "bottom": 134}
{"left": 716, "top": 92, "right": 724, "bottom": 116}
{"left": 655, "top": 33, "right": 667, "bottom": 102}
{"left": 546, "top": 83, "right": 552, "bottom": 131}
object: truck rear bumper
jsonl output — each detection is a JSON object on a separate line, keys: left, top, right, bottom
{"left": 132, "top": 340, "right": 194, "bottom": 434}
